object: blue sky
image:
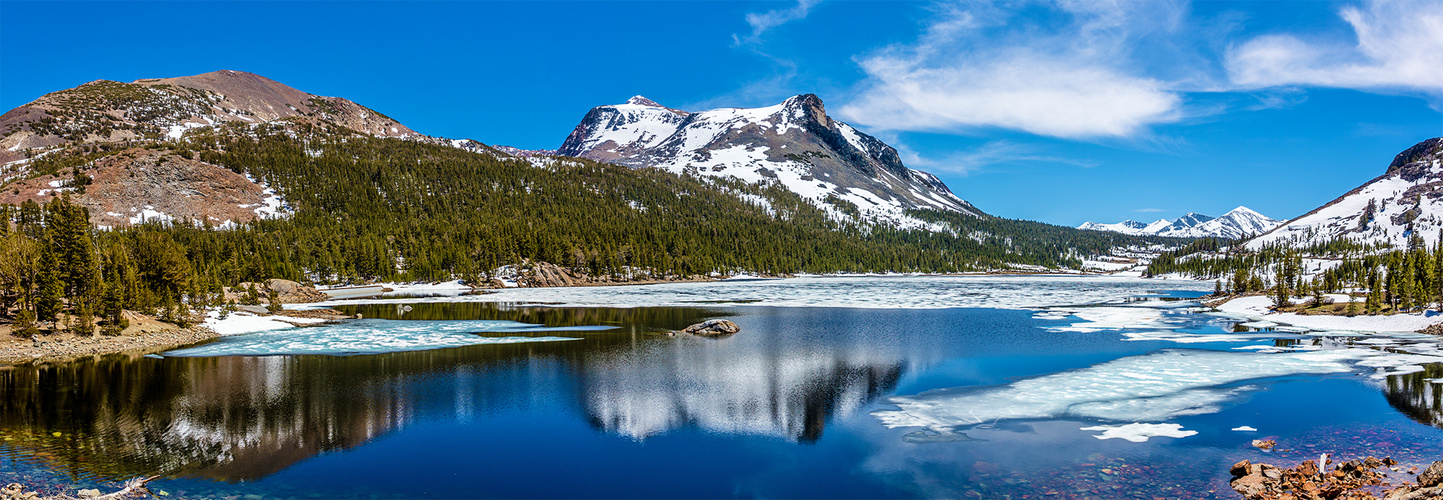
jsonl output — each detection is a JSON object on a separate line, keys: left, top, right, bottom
{"left": 3, "top": 0, "right": 1441, "bottom": 226}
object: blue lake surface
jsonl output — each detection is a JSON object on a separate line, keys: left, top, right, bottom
{"left": 4, "top": 279, "right": 1443, "bottom": 499}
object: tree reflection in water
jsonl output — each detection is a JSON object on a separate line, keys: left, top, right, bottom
{"left": 0, "top": 303, "right": 911, "bottom": 482}
{"left": 1385, "top": 363, "right": 1443, "bottom": 428}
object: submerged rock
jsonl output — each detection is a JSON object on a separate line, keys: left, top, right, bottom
{"left": 680, "top": 319, "right": 741, "bottom": 336}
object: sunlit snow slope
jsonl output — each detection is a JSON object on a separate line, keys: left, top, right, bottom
{"left": 557, "top": 94, "right": 980, "bottom": 228}
{"left": 1247, "top": 138, "right": 1443, "bottom": 250}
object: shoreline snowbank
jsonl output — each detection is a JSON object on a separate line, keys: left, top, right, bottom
{"left": 1213, "top": 295, "right": 1443, "bottom": 334}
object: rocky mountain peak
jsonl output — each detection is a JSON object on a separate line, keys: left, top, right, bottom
{"left": 627, "top": 95, "right": 662, "bottom": 107}
{"left": 782, "top": 93, "right": 830, "bottom": 128}
{"left": 1386, "top": 137, "right": 1443, "bottom": 179}
{"left": 0, "top": 69, "right": 418, "bottom": 164}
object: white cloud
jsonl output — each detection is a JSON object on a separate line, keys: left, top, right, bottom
{"left": 1227, "top": 0, "right": 1443, "bottom": 99}
{"left": 839, "top": 1, "right": 1191, "bottom": 139}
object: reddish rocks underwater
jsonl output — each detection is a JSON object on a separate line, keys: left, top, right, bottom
{"left": 1231, "top": 456, "right": 1443, "bottom": 499}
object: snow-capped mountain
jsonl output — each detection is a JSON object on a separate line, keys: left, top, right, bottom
{"left": 556, "top": 94, "right": 981, "bottom": 227}
{"left": 1246, "top": 138, "right": 1443, "bottom": 250}
{"left": 1077, "top": 219, "right": 1171, "bottom": 236}
{"left": 1079, "top": 207, "right": 1281, "bottom": 239}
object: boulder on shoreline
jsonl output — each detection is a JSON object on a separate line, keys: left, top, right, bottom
{"left": 679, "top": 319, "right": 741, "bottom": 336}
{"left": 223, "top": 279, "right": 328, "bottom": 304}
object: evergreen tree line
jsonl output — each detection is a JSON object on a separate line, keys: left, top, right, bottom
{"left": 1151, "top": 234, "right": 1443, "bottom": 315}
{"left": 1, "top": 195, "right": 205, "bottom": 336}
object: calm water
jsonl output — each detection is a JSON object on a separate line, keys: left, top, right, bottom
{"left": 5, "top": 277, "right": 1443, "bottom": 499}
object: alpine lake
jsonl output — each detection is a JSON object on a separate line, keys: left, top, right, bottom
{"left": 4, "top": 276, "right": 1443, "bottom": 499}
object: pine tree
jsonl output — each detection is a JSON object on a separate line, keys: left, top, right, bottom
{"left": 101, "top": 278, "right": 126, "bottom": 335}
{"left": 1273, "top": 278, "right": 1290, "bottom": 310}
{"left": 35, "top": 244, "right": 63, "bottom": 325}
{"left": 14, "top": 309, "right": 38, "bottom": 339}
{"left": 1367, "top": 270, "right": 1384, "bottom": 315}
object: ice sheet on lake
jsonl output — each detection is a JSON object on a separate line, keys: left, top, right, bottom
{"left": 873, "top": 349, "right": 1362, "bottom": 436}
{"left": 305, "top": 275, "right": 1214, "bottom": 310}
{"left": 167, "top": 319, "right": 608, "bottom": 356}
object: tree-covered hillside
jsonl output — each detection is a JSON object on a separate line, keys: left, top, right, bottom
{"left": 1, "top": 123, "right": 1184, "bottom": 330}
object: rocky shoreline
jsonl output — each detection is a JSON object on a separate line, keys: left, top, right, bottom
{"left": 1230, "top": 456, "right": 1443, "bottom": 499}
{"left": 0, "top": 326, "right": 219, "bottom": 366}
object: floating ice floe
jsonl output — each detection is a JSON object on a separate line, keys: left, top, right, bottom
{"left": 1081, "top": 423, "right": 1197, "bottom": 442}
{"left": 873, "top": 349, "right": 1364, "bottom": 436}
{"left": 1040, "top": 306, "right": 1188, "bottom": 333}
{"left": 1232, "top": 426, "right": 1258, "bottom": 432}
{"left": 171, "top": 318, "right": 610, "bottom": 356}
{"left": 1124, "top": 330, "right": 1297, "bottom": 344}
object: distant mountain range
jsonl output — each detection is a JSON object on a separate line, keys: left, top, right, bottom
{"left": 1079, "top": 207, "right": 1282, "bottom": 240}
{"left": 1246, "top": 137, "right": 1443, "bottom": 250}
{"left": 553, "top": 94, "right": 981, "bottom": 228}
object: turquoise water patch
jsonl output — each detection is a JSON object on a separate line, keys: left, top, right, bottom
{"left": 166, "top": 319, "right": 612, "bottom": 356}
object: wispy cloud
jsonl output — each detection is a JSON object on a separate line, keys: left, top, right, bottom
{"left": 838, "top": 0, "right": 1195, "bottom": 140}
{"left": 1133, "top": 208, "right": 1168, "bottom": 213}
{"left": 1226, "top": 0, "right": 1443, "bottom": 102}
{"left": 890, "top": 139, "right": 1099, "bottom": 176}
{"left": 714, "top": 0, "right": 827, "bottom": 109}
{"left": 742, "top": 0, "right": 824, "bottom": 41}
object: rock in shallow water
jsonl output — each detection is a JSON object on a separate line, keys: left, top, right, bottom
{"left": 680, "top": 319, "right": 741, "bottom": 336}
{"left": 1419, "top": 460, "right": 1443, "bottom": 487}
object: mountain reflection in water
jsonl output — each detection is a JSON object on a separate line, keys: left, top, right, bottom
{"left": 0, "top": 304, "right": 920, "bottom": 483}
